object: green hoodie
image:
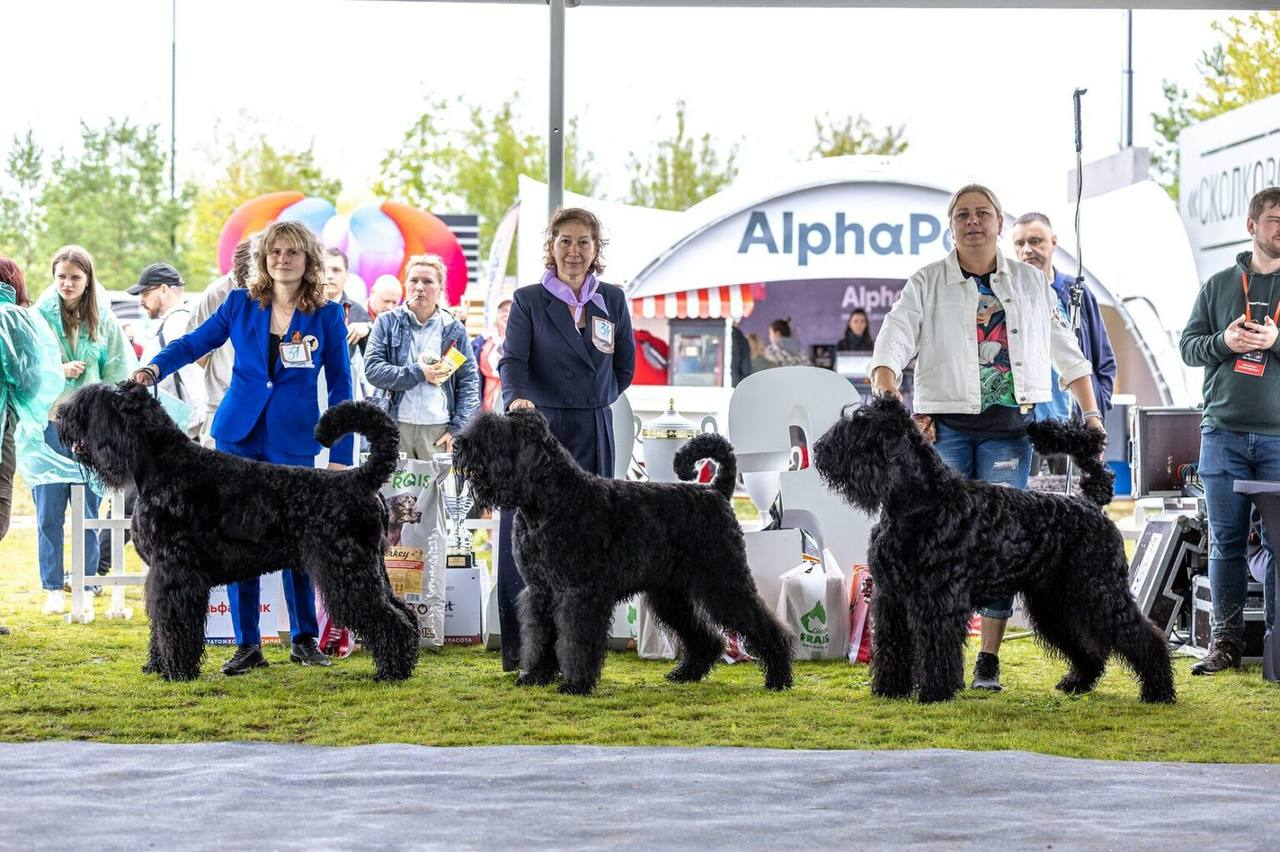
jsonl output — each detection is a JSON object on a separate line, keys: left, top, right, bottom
{"left": 1180, "top": 251, "right": 1280, "bottom": 435}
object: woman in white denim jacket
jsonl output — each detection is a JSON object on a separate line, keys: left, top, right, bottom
{"left": 867, "top": 183, "right": 1104, "bottom": 694}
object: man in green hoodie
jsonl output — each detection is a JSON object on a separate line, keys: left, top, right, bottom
{"left": 1180, "top": 186, "right": 1280, "bottom": 674}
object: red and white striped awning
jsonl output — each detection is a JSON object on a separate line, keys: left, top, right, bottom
{"left": 630, "top": 284, "right": 757, "bottom": 320}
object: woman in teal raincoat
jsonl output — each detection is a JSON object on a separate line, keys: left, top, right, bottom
{"left": 29, "top": 246, "right": 134, "bottom": 615}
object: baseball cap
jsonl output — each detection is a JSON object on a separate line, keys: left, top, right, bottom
{"left": 127, "top": 262, "right": 183, "bottom": 295}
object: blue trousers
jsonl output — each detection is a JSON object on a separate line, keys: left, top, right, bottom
{"left": 33, "top": 421, "right": 100, "bottom": 590}
{"left": 216, "top": 419, "right": 319, "bottom": 646}
{"left": 933, "top": 423, "right": 1033, "bottom": 620}
{"left": 1199, "top": 426, "right": 1279, "bottom": 644}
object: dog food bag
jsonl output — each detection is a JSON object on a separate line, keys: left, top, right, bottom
{"left": 381, "top": 458, "right": 447, "bottom": 651}
{"left": 847, "top": 564, "right": 873, "bottom": 665}
{"left": 776, "top": 549, "right": 850, "bottom": 660}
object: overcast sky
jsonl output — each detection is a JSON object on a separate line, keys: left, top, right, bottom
{"left": 0, "top": 1, "right": 1246, "bottom": 211}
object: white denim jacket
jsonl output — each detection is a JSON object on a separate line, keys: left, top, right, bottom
{"left": 868, "top": 249, "right": 1092, "bottom": 415}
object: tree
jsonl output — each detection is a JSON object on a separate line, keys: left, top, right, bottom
{"left": 626, "top": 101, "right": 738, "bottom": 211}
{"left": 0, "top": 130, "right": 45, "bottom": 275}
{"left": 1151, "top": 12, "right": 1280, "bottom": 199}
{"left": 37, "top": 119, "right": 191, "bottom": 292}
{"left": 811, "top": 113, "right": 909, "bottom": 158}
{"left": 184, "top": 120, "right": 343, "bottom": 283}
{"left": 376, "top": 95, "right": 598, "bottom": 266}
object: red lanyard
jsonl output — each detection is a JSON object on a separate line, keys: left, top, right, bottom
{"left": 1243, "top": 270, "right": 1280, "bottom": 325}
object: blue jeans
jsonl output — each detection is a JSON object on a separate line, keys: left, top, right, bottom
{"left": 216, "top": 420, "right": 319, "bottom": 646}
{"left": 33, "top": 421, "right": 100, "bottom": 591}
{"left": 933, "top": 423, "right": 1033, "bottom": 620}
{"left": 1199, "top": 427, "right": 1280, "bottom": 645}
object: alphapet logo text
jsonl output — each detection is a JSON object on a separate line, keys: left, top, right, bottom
{"left": 738, "top": 210, "right": 951, "bottom": 266}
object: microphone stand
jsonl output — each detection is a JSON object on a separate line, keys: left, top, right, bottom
{"left": 1065, "top": 87, "right": 1087, "bottom": 498}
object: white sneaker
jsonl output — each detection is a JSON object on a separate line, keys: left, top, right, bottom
{"left": 42, "top": 590, "right": 65, "bottom": 615}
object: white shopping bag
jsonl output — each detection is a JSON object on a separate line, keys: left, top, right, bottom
{"left": 776, "top": 548, "right": 850, "bottom": 660}
{"left": 635, "top": 594, "right": 679, "bottom": 660}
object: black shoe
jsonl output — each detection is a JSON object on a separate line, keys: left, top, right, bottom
{"left": 290, "top": 638, "right": 332, "bottom": 667}
{"left": 971, "top": 652, "right": 1002, "bottom": 691}
{"left": 1191, "top": 640, "right": 1243, "bottom": 675}
{"left": 222, "top": 644, "right": 268, "bottom": 676}
{"left": 0, "top": 625, "right": 9, "bottom": 636}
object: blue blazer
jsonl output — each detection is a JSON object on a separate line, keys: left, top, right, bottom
{"left": 149, "top": 289, "right": 354, "bottom": 464}
{"left": 499, "top": 280, "right": 635, "bottom": 411}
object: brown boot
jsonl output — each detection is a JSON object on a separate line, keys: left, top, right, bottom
{"left": 1190, "top": 639, "right": 1243, "bottom": 675}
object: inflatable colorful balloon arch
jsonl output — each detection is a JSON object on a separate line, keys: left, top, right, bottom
{"left": 216, "top": 192, "right": 469, "bottom": 306}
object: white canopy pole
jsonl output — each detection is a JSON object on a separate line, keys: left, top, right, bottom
{"left": 548, "top": 0, "right": 567, "bottom": 218}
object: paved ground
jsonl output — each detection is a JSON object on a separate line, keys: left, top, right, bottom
{"left": 2, "top": 743, "right": 1277, "bottom": 850}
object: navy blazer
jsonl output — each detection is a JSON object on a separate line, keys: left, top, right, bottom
{"left": 149, "top": 289, "right": 354, "bottom": 464}
{"left": 499, "top": 281, "right": 635, "bottom": 411}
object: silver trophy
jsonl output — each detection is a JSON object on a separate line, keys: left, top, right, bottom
{"left": 434, "top": 453, "right": 475, "bottom": 569}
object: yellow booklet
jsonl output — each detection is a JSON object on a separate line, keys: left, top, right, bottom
{"left": 420, "top": 343, "right": 467, "bottom": 381}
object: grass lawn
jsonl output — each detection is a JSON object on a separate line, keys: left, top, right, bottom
{"left": 1, "top": 514, "right": 1278, "bottom": 762}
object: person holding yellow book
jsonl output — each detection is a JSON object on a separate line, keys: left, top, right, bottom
{"left": 365, "top": 254, "right": 479, "bottom": 459}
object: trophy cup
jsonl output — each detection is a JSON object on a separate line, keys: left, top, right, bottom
{"left": 434, "top": 453, "right": 475, "bottom": 569}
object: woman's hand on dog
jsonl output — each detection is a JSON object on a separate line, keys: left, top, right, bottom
{"left": 871, "top": 367, "right": 902, "bottom": 401}
{"left": 508, "top": 399, "right": 535, "bottom": 412}
{"left": 130, "top": 366, "right": 158, "bottom": 387}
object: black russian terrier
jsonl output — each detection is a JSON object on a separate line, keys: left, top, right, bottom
{"left": 814, "top": 397, "right": 1175, "bottom": 704}
{"left": 452, "top": 409, "right": 795, "bottom": 695}
{"left": 56, "top": 382, "right": 419, "bottom": 682}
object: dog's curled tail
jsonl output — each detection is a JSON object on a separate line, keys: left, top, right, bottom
{"left": 1024, "top": 419, "right": 1115, "bottom": 508}
{"left": 674, "top": 433, "right": 737, "bottom": 501}
{"left": 315, "top": 401, "right": 401, "bottom": 491}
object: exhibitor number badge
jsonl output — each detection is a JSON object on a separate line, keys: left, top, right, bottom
{"left": 590, "top": 316, "right": 615, "bottom": 354}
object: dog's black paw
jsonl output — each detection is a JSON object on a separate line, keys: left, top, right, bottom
{"left": 515, "top": 670, "right": 557, "bottom": 687}
{"left": 665, "top": 666, "right": 711, "bottom": 684}
{"left": 1141, "top": 687, "right": 1177, "bottom": 704}
{"left": 557, "top": 680, "right": 595, "bottom": 696}
{"left": 917, "top": 686, "right": 960, "bottom": 704}
{"left": 1056, "top": 672, "right": 1093, "bottom": 695}
{"left": 159, "top": 668, "right": 200, "bottom": 682}
{"left": 373, "top": 669, "right": 412, "bottom": 683}
{"left": 764, "top": 673, "right": 793, "bottom": 691}
{"left": 141, "top": 660, "right": 159, "bottom": 675}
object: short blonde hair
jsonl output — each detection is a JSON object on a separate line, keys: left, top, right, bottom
{"left": 404, "top": 254, "right": 447, "bottom": 289}
{"left": 946, "top": 183, "right": 1004, "bottom": 223}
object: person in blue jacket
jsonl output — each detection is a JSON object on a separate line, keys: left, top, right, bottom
{"left": 495, "top": 207, "right": 636, "bottom": 672}
{"left": 134, "top": 220, "right": 353, "bottom": 676}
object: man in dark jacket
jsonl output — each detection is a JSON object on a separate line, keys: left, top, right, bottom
{"left": 1180, "top": 186, "right": 1280, "bottom": 675}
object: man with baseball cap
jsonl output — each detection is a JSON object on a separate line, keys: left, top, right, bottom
{"left": 131, "top": 262, "right": 205, "bottom": 439}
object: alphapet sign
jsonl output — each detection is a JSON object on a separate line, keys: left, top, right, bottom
{"left": 737, "top": 210, "right": 952, "bottom": 266}
{"left": 1178, "top": 92, "right": 1280, "bottom": 282}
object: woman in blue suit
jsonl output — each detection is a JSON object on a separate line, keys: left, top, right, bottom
{"left": 133, "top": 221, "right": 353, "bottom": 676}
{"left": 496, "top": 207, "right": 636, "bottom": 672}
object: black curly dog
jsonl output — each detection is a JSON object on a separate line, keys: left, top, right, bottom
{"left": 453, "top": 409, "right": 795, "bottom": 695}
{"left": 814, "top": 397, "right": 1174, "bottom": 704}
{"left": 56, "top": 382, "right": 419, "bottom": 682}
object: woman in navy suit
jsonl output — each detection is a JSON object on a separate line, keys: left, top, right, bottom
{"left": 133, "top": 221, "right": 353, "bottom": 676}
{"left": 496, "top": 207, "right": 636, "bottom": 671}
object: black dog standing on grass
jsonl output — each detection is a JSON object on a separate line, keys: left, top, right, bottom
{"left": 56, "top": 382, "right": 420, "bottom": 683}
{"left": 814, "top": 397, "right": 1175, "bottom": 704}
{"left": 453, "top": 409, "right": 795, "bottom": 695}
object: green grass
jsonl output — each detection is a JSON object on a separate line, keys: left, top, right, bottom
{"left": 1, "top": 526, "right": 1277, "bottom": 761}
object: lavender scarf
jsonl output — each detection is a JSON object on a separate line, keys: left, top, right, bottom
{"left": 542, "top": 269, "right": 608, "bottom": 324}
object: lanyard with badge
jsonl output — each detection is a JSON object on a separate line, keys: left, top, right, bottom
{"left": 280, "top": 331, "right": 318, "bottom": 369}
{"left": 1235, "top": 271, "right": 1279, "bottom": 377}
